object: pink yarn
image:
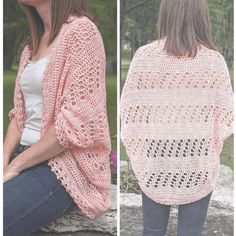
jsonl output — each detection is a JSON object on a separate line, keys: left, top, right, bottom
{"left": 120, "top": 38, "right": 234, "bottom": 205}
{"left": 8, "top": 15, "right": 112, "bottom": 219}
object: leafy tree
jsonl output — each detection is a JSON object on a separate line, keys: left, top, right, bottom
{"left": 209, "top": 0, "right": 233, "bottom": 67}
{"left": 90, "top": 0, "right": 117, "bottom": 74}
{"left": 121, "top": 0, "right": 159, "bottom": 55}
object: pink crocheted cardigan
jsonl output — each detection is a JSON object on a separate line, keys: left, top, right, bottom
{"left": 120, "top": 38, "right": 234, "bottom": 205}
{"left": 8, "top": 15, "right": 112, "bottom": 219}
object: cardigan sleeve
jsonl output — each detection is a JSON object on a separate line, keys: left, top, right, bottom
{"left": 54, "top": 19, "right": 108, "bottom": 149}
{"left": 214, "top": 55, "right": 234, "bottom": 141}
{"left": 8, "top": 108, "right": 16, "bottom": 121}
{"left": 8, "top": 45, "right": 29, "bottom": 121}
{"left": 120, "top": 47, "right": 142, "bottom": 143}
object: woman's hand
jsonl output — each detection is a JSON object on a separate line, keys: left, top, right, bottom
{"left": 6, "top": 125, "right": 67, "bottom": 173}
{"left": 3, "top": 162, "right": 21, "bottom": 183}
{"left": 3, "top": 124, "right": 66, "bottom": 184}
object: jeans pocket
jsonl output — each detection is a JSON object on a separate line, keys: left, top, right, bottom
{"left": 62, "top": 199, "right": 75, "bottom": 216}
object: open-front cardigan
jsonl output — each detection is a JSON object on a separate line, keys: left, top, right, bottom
{"left": 120, "top": 38, "right": 234, "bottom": 205}
{"left": 8, "top": 15, "right": 112, "bottom": 219}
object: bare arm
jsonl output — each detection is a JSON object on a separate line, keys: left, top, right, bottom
{"left": 9, "top": 124, "right": 66, "bottom": 173}
{"left": 3, "top": 117, "right": 21, "bottom": 168}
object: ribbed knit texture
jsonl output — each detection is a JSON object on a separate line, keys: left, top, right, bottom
{"left": 120, "top": 38, "right": 234, "bottom": 205}
{"left": 8, "top": 15, "right": 111, "bottom": 219}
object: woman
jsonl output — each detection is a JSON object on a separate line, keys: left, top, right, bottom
{"left": 3, "top": 0, "right": 112, "bottom": 235}
{"left": 120, "top": 0, "right": 233, "bottom": 235}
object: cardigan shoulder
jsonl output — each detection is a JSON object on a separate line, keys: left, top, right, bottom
{"left": 68, "top": 15, "right": 97, "bottom": 28}
{"left": 134, "top": 39, "right": 226, "bottom": 62}
{"left": 210, "top": 49, "right": 228, "bottom": 70}
{"left": 130, "top": 39, "right": 173, "bottom": 64}
{"left": 64, "top": 16, "right": 102, "bottom": 42}
{"left": 62, "top": 15, "right": 104, "bottom": 59}
{"left": 131, "top": 40, "right": 230, "bottom": 83}
{"left": 132, "top": 40, "right": 162, "bottom": 58}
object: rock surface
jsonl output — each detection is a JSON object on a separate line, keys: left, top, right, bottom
{"left": 31, "top": 230, "right": 111, "bottom": 236}
{"left": 32, "top": 185, "right": 117, "bottom": 236}
{"left": 120, "top": 165, "right": 233, "bottom": 236}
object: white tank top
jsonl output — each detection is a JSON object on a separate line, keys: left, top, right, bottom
{"left": 20, "top": 55, "right": 48, "bottom": 146}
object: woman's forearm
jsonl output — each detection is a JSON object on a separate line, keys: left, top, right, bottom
{"left": 3, "top": 117, "right": 21, "bottom": 159}
{"left": 10, "top": 125, "right": 67, "bottom": 172}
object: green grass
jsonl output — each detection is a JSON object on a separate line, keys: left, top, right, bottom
{"left": 3, "top": 70, "right": 117, "bottom": 149}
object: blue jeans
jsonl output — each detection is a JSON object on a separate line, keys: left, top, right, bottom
{"left": 142, "top": 191, "right": 212, "bottom": 236}
{"left": 3, "top": 144, "right": 76, "bottom": 236}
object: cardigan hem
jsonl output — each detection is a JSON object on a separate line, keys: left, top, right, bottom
{"left": 140, "top": 184, "right": 215, "bottom": 206}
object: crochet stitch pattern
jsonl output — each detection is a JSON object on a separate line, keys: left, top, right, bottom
{"left": 120, "top": 38, "right": 234, "bottom": 205}
{"left": 8, "top": 15, "right": 111, "bottom": 219}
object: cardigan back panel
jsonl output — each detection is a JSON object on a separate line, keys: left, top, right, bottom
{"left": 120, "top": 38, "right": 234, "bottom": 205}
{"left": 8, "top": 15, "right": 112, "bottom": 219}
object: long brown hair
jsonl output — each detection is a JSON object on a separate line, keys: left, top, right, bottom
{"left": 18, "top": 0, "right": 91, "bottom": 56}
{"left": 157, "top": 0, "right": 220, "bottom": 57}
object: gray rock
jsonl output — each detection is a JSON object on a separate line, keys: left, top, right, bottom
{"left": 31, "top": 230, "right": 111, "bottom": 236}
{"left": 120, "top": 165, "right": 233, "bottom": 236}
{"left": 40, "top": 185, "right": 117, "bottom": 236}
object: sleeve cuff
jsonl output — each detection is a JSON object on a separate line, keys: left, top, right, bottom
{"left": 8, "top": 108, "right": 16, "bottom": 121}
{"left": 54, "top": 112, "right": 73, "bottom": 149}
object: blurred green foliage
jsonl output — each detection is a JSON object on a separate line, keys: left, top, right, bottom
{"left": 4, "top": 0, "right": 117, "bottom": 74}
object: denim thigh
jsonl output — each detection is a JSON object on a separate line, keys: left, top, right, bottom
{"left": 142, "top": 191, "right": 171, "bottom": 236}
{"left": 142, "top": 191, "right": 212, "bottom": 236}
{"left": 3, "top": 144, "right": 76, "bottom": 236}
{"left": 177, "top": 192, "right": 212, "bottom": 236}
